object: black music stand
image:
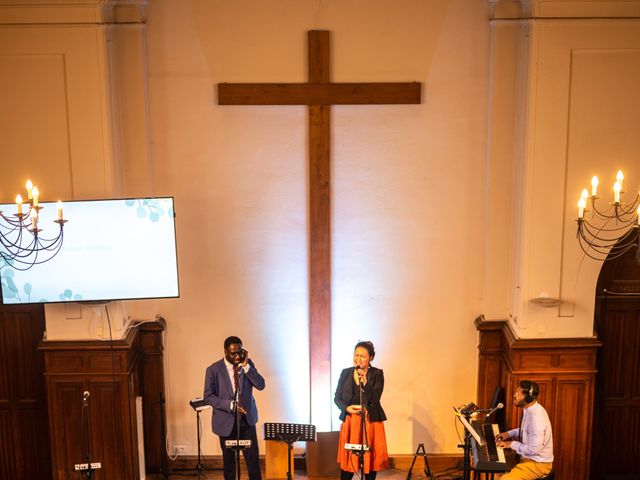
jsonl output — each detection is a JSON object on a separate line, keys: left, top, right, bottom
{"left": 454, "top": 406, "right": 482, "bottom": 480}
{"left": 189, "top": 398, "right": 211, "bottom": 476}
{"left": 264, "top": 423, "right": 316, "bottom": 480}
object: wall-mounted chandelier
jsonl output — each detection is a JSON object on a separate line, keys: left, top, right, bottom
{"left": 576, "top": 170, "right": 640, "bottom": 262}
{"left": 0, "top": 180, "right": 68, "bottom": 271}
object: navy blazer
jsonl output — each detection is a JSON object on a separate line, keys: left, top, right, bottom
{"left": 203, "top": 358, "right": 266, "bottom": 437}
{"left": 334, "top": 366, "right": 386, "bottom": 422}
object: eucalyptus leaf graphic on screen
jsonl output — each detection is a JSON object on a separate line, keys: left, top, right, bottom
{"left": 3, "top": 288, "right": 16, "bottom": 299}
{"left": 5, "top": 275, "right": 17, "bottom": 294}
{"left": 137, "top": 205, "right": 147, "bottom": 219}
{"left": 23, "top": 282, "right": 32, "bottom": 301}
{"left": 59, "top": 289, "right": 73, "bottom": 301}
{"left": 1, "top": 280, "right": 16, "bottom": 298}
{"left": 57, "top": 288, "right": 83, "bottom": 301}
{"left": 1, "top": 268, "right": 19, "bottom": 300}
{"left": 126, "top": 198, "right": 170, "bottom": 223}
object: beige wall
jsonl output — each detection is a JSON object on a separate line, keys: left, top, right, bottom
{"left": 142, "top": 0, "right": 489, "bottom": 454}
{"left": 489, "top": 5, "right": 640, "bottom": 339}
{"left": 1, "top": 0, "right": 639, "bottom": 458}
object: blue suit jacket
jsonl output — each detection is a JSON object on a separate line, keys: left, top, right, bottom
{"left": 203, "top": 358, "right": 266, "bottom": 437}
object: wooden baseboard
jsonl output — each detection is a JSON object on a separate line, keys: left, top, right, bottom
{"left": 163, "top": 453, "right": 462, "bottom": 475}
{"left": 390, "top": 453, "right": 462, "bottom": 473}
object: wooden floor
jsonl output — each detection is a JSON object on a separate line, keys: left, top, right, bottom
{"left": 148, "top": 469, "right": 411, "bottom": 479}
{"left": 146, "top": 467, "right": 480, "bottom": 480}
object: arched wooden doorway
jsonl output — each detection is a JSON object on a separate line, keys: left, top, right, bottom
{"left": 591, "top": 231, "right": 640, "bottom": 479}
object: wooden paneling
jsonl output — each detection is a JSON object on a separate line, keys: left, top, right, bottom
{"left": 0, "top": 410, "right": 16, "bottom": 478}
{"left": 591, "top": 295, "right": 640, "bottom": 478}
{"left": 554, "top": 378, "right": 591, "bottom": 479}
{"left": 40, "top": 319, "right": 167, "bottom": 480}
{"left": 137, "top": 320, "right": 167, "bottom": 473}
{"left": 475, "top": 317, "right": 600, "bottom": 480}
{"left": 50, "top": 381, "right": 84, "bottom": 479}
{"left": 0, "top": 305, "right": 52, "bottom": 480}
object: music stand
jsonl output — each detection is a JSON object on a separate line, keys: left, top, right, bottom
{"left": 454, "top": 406, "right": 482, "bottom": 480}
{"left": 264, "top": 423, "right": 316, "bottom": 480}
{"left": 189, "top": 398, "right": 211, "bottom": 475}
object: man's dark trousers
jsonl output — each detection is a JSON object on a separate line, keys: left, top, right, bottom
{"left": 219, "top": 415, "right": 261, "bottom": 480}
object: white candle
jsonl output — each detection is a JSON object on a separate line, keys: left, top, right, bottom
{"left": 581, "top": 188, "right": 589, "bottom": 201}
{"left": 30, "top": 210, "right": 38, "bottom": 231}
{"left": 16, "top": 194, "right": 23, "bottom": 216}
{"left": 57, "top": 200, "right": 63, "bottom": 221}
{"left": 26, "top": 179, "right": 33, "bottom": 199}
{"left": 591, "top": 176, "right": 598, "bottom": 197}
{"left": 616, "top": 170, "right": 624, "bottom": 189}
{"left": 32, "top": 186, "right": 39, "bottom": 207}
{"left": 613, "top": 181, "right": 621, "bottom": 203}
{"left": 578, "top": 197, "right": 586, "bottom": 219}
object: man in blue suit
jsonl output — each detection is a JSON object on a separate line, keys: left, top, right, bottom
{"left": 204, "top": 336, "right": 266, "bottom": 480}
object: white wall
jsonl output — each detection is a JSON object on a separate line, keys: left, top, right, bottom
{"left": 503, "top": 14, "right": 640, "bottom": 339}
{"left": 142, "top": 0, "right": 489, "bottom": 455}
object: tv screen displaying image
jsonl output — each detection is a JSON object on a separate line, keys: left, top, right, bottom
{"left": 0, "top": 197, "right": 179, "bottom": 304}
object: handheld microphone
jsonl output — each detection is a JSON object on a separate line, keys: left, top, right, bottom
{"left": 487, "top": 402, "right": 504, "bottom": 417}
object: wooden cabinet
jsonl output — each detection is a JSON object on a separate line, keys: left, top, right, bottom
{"left": 40, "top": 320, "right": 166, "bottom": 480}
{"left": 475, "top": 318, "right": 601, "bottom": 480}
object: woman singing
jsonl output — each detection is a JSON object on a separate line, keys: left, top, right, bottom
{"left": 335, "top": 341, "right": 389, "bottom": 480}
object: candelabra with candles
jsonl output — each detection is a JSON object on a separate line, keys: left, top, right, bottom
{"left": 0, "top": 180, "right": 68, "bottom": 271}
{"left": 576, "top": 170, "right": 640, "bottom": 263}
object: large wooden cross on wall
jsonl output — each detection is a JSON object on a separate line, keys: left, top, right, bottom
{"left": 218, "top": 30, "right": 421, "bottom": 426}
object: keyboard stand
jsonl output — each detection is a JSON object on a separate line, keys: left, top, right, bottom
{"left": 405, "top": 443, "right": 432, "bottom": 480}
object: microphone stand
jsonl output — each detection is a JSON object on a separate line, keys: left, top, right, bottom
{"left": 459, "top": 411, "right": 472, "bottom": 480}
{"left": 81, "top": 392, "right": 96, "bottom": 479}
{"left": 196, "top": 408, "right": 205, "bottom": 475}
{"left": 159, "top": 392, "right": 170, "bottom": 480}
{"left": 357, "top": 368, "right": 369, "bottom": 480}
{"left": 234, "top": 364, "right": 242, "bottom": 480}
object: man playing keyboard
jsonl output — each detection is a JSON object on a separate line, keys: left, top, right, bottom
{"left": 495, "top": 380, "right": 553, "bottom": 479}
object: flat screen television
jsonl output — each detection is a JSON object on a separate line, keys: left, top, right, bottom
{"left": 0, "top": 197, "right": 179, "bottom": 304}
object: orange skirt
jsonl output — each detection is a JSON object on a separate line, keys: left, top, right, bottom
{"left": 337, "top": 412, "right": 389, "bottom": 473}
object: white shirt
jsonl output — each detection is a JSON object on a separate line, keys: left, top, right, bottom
{"left": 224, "top": 358, "right": 249, "bottom": 410}
{"left": 507, "top": 402, "right": 554, "bottom": 463}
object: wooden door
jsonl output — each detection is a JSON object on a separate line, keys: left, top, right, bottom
{"left": 591, "top": 244, "right": 640, "bottom": 479}
{"left": 0, "top": 304, "right": 52, "bottom": 479}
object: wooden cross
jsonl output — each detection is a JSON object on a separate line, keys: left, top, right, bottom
{"left": 218, "top": 30, "right": 421, "bottom": 426}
